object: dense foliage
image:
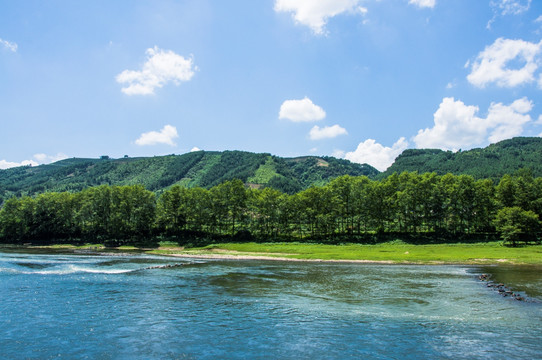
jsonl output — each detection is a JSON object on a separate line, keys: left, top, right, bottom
{"left": 1, "top": 172, "right": 540, "bottom": 246}
{"left": 381, "top": 137, "right": 542, "bottom": 180}
{"left": 0, "top": 151, "right": 378, "bottom": 204}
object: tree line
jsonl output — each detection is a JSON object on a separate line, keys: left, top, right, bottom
{"left": 0, "top": 171, "right": 541, "bottom": 246}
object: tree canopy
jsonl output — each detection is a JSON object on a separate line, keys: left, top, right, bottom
{"left": 1, "top": 172, "right": 540, "bottom": 246}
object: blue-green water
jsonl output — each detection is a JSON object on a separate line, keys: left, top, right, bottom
{"left": 1, "top": 250, "right": 541, "bottom": 359}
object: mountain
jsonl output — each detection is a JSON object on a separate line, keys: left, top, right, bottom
{"left": 0, "top": 150, "right": 378, "bottom": 201}
{"left": 380, "top": 137, "right": 542, "bottom": 179}
{"left": 3, "top": 137, "right": 541, "bottom": 203}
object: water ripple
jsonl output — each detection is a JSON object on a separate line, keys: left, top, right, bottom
{"left": 0, "top": 251, "right": 541, "bottom": 359}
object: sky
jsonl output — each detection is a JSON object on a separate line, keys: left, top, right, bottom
{"left": 1, "top": 0, "right": 542, "bottom": 172}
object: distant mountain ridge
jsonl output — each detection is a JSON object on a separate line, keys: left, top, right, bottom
{"left": 0, "top": 150, "right": 378, "bottom": 201}
{"left": 2, "top": 137, "right": 541, "bottom": 203}
{"left": 380, "top": 137, "right": 542, "bottom": 179}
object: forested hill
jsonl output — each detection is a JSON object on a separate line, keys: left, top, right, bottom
{"left": 0, "top": 150, "right": 378, "bottom": 200}
{"left": 380, "top": 137, "right": 542, "bottom": 179}
{"left": 3, "top": 137, "right": 541, "bottom": 203}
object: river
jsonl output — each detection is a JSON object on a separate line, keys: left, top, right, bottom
{"left": 1, "top": 249, "right": 541, "bottom": 359}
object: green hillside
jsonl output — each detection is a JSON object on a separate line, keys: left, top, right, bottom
{"left": 0, "top": 150, "right": 378, "bottom": 202}
{"left": 3, "top": 137, "right": 540, "bottom": 204}
{"left": 380, "top": 137, "right": 542, "bottom": 179}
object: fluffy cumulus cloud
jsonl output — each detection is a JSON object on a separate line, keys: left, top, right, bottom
{"left": 413, "top": 97, "right": 533, "bottom": 150}
{"left": 0, "top": 38, "right": 17, "bottom": 52}
{"left": 274, "top": 0, "right": 366, "bottom": 35}
{"left": 332, "top": 149, "right": 346, "bottom": 158}
{"left": 116, "top": 47, "right": 196, "bottom": 95}
{"left": 467, "top": 38, "right": 542, "bottom": 88}
{"left": 279, "top": 97, "right": 326, "bottom": 122}
{"left": 0, "top": 159, "right": 38, "bottom": 170}
{"left": 485, "top": 98, "right": 533, "bottom": 143}
{"left": 309, "top": 124, "right": 348, "bottom": 140}
{"left": 135, "top": 125, "right": 179, "bottom": 146}
{"left": 0, "top": 152, "right": 68, "bottom": 170}
{"left": 414, "top": 98, "right": 485, "bottom": 150}
{"left": 190, "top": 146, "right": 201, "bottom": 152}
{"left": 408, "top": 0, "right": 436, "bottom": 9}
{"left": 344, "top": 137, "right": 408, "bottom": 172}
{"left": 33, "top": 152, "right": 68, "bottom": 163}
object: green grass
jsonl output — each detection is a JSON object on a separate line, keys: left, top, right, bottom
{"left": 12, "top": 241, "right": 542, "bottom": 265}
{"left": 34, "top": 243, "right": 105, "bottom": 250}
{"left": 161, "top": 242, "right": 542, "bottom": 264}
{"left": 116, "top": 245, "right": 139, "bottom": 250}
{"left": 157, "top": 241, "right": 180, "bottom": 247}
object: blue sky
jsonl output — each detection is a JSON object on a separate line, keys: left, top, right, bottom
{"left": 1, "top": 0, "right": 541, "bottom": 171}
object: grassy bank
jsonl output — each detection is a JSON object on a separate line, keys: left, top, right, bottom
{"left": 4, "top": 241, "right": 541, "bottom": 265}
{"left": 150, "top": 241, "right": 542, "bottom": 265}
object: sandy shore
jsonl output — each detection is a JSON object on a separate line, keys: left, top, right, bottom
{"left": 160, "top": 251, "right": 516, "bottom": 265}
{"left": 164, "top": 252, "right": 397, "bottom": 264}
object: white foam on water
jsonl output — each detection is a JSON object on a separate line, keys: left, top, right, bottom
{"left": 70, "top": 266, "right": 135, "bottom": 274}
{"left": 30, "top": 265, "right": 136, "bottom": 275}
{"left": 0, "top": 264, "right": 137, "bottom": 275}
{"left": 0, "top": 251, "right": 206, "bottom": 276}
{"left": 0, "top": 267, "right": 20, "bottom": 274}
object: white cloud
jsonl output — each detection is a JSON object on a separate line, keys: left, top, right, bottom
{"left": 279, "top": 97, "right": 326, "bottom": 122}
{"left": 135, "top": 125, "right": 179, "bottom": 146}
{"left": 274, "top": 0, "right": 364, "bottom": 35}
{"left": 33, "top": 153, "right": 48, "bottom": 162}
{"left": 0, "top": 38, "right": 17, "bottom": 52}
{"left": 488, "top": 0, "right": 532, "bottom": 27}
{"left": 409, "top": 0, "right": 436, "bottom": 9}
{"left": 33, "top": 153, "right": 68, "bottom": 163}
{"left": 536, "top": 114, "right": 542, "bottom": 124}
{"left": 116, "top": 46, "right": 196, "bottom": 95}
{"left": 0, "top": 159, "right": 38, "bottom": 170}
{"left": 414, "top": 98, "right": 485, "bottom": 150}
{"left": 0, "top": 152, "right": 69, "bottom": 170}
{"left": 490, "top": 0, "right": 531, "bottom": 15}
{"left": 309, "top": 124, "right": 348, "bottom": 140}
{"left": 536, "top": 15, "right": 542, "bottom": 22}
{"left": 190, "top": 146, "right": 201, "bottom": 152}
{"left": 467, "top": 38, "right": 542, "bottom": 88}
{"left": 413, "top": 97, "right": 533, "bottom": 150}
{"left": 345, "top": 137, "right": 408, "bottom": 172}
{"left": 486, "top": 98, "right": 533, "bottom": 143}
{"left": 332, "top": 149, "right": 345, "bottom": 158}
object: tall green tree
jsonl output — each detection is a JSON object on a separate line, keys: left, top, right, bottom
{"left": 78, "top": 185, "right": 112, "bottom": 238}
{"left": 184, "top": 187, "right": 213, "bottom": 233}
{"left": 248, "top": 187, "right": 283, "bottom": 238}
{"left": 0, "top": 196, "right": 35, "bottom": 242}
{"left": 494, "top": 206, "right": 540, "bottom": 246}
{"left": 157, "top": 185, "right": 187, "bottom": 235}
{"left": 211, "top": 179, "right": 248, "bottom": 235}
{"left": 32, "top": 192, "right": 79, "bottom": 241}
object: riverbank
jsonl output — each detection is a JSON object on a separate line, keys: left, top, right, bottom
{"left": 3, "top": 241, "right": 541, "bottom": 265}
{"left": 150, "top": 242, "right": 542, "bottom": 264}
